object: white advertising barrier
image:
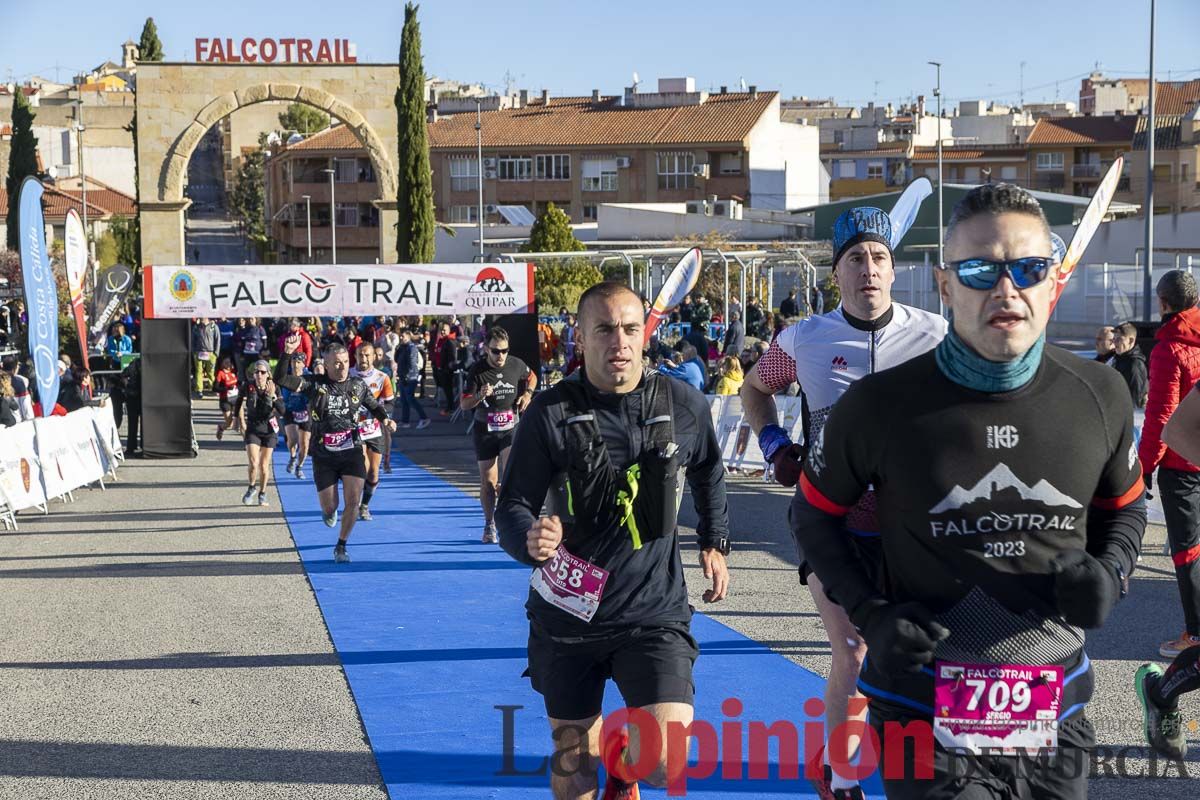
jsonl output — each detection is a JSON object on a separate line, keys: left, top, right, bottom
{"left": 142, "top": 262, "right": 535, "bottom": 319}
{"left": 34, "top": 412, "right": 107, "bottom": 500}
{"left": 90, "top": 403, "right": 124, "bottom": 473}
{"left": 708, "top": 394, "right": 806, "bottom": 471}
{"left": 0, "top": 421, "right": 47, "bottom": 511}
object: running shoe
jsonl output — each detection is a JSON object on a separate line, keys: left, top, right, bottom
{"left": 295, "top": 467, "right": 305, "bottom": 480}
{"left": 286, "top": 455, "right": 296, "bottom": 473}
{"left": 257, "top": 493, "right": 269, "bottom": 507}
{"left": 416, "top": 419, "right": 431, "bottom": 430}
{"left": 359, "top": 505, "right": 372, "bottom": 521}
{"left": 241, "top": 487, "right": 257, "bottom": 506}
{"left": 482, "top": 522, "right": 498, "bottom": 544}
{"left": 601, "top": 728, "right": 638, "bottom": 800}
{"left": 1135, "top": 662, "right": 1188, "bottom": 759}
{"left": 323, "top": 509, "right": 338, "bottom": 528}
{"left": 383, "top": 463, "right": 392, "bottom": 474}
{"left": 216, "top": 425, "right": 224, "bottom": 441}
{"left": 1160, "top": 632, "right": 1200, "bottom": 659}
{"left": 333, "top": 541, "right": 350, "bottom": 564}
{"left": 600, "top": 777, "right": 639, "bottom": 799}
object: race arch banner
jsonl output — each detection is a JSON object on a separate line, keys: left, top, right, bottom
{"left": 143, "top": 263, "right": 536, "bottom": 318}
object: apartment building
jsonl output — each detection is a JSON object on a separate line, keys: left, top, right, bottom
{"left": 911, "top": 145, "right": 1029, "bottom": 188}
{"left": 1126, "top": 110, "right": 1200, "bottom": 214}
{"left": 1024, "top": 115, "right": 1138, "bottom": 200}
{"left": 426, "top": 78, "right": 823, "bottom": 223}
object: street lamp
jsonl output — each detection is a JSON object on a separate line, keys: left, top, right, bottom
{"left": 475, "top": 99, "right": 484, "bottom": 260}
{"left": 928, "top": 61, "right": 944, "bottom": 270}
{"left": 322, "top": 167, "right": 337, "bottom": 264}
{"left": 1142, "top": 0, "right": 1157, "bottom": 321}
{"left": 301, "top": 194, "right": 312, "bottom": 262}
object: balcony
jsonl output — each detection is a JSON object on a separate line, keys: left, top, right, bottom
{"left": 1071, "top": 163, "right": 1102, "bottom": 179}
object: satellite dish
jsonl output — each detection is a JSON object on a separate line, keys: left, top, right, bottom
{"left": 632, "top": 71, "right": 640, "bottom": 86}
{"left": 266, "top": 131, "right": 282, "bottom": 146}
{"left": 739, "top": 77, "right": 747, "bottom": 92}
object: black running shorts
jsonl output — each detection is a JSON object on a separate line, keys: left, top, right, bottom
{"left": 525, "top": 621, "right": 698, "bottom": 721}
{"left": 244, "top": 432, "right": 277, "bottom": 449}
{"left": 312, "top": 451, "right": 367, "bottom": 492}
{"left": 285, "top": 411, "right": 312, "bottom": 432}
{"left": 362, "top": 435, "right": 386, "bottom": 456}
{"left": 472, "top": 423, "right": 514, "bottom": 462}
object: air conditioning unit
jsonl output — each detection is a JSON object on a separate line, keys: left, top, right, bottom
{"left": 712, "top": 201, "right": 730, "bottom": 217}
{"left": 692, "top": 163, "right": 710, "bottom": 179}
{"left": 615, "top": 156, "right": 632, "bottom": 168}
{"left": 484, "top": 168, "right": 498, "bottom": 179}
{"left": 485, "top": 204, "right": 499, "bottom": 214}
{"left": 685, "top": 200, "right": 705, "bottom": 215}
{"left": 482, "top": 157, "right": 497, "bottom": 168}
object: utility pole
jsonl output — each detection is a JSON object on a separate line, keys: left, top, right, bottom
{"left": 476, "top": 99, "right": 484, "bottom": 259}
{"left": 302, "top": 194, "right": 312, "bottom": 262}
{"left": 1020, "top": 61, "right": 1027, "bottom": 107}
{"left": 76, "top": 97, "right": 94, "bottom": 284}
{"left": 1142, "top": 0, "right": 1157, "bottom": 321}
{"left": 323, "top": 167, "right": 337, "bottom": 264}
{"left": 928, "top": 61, "right": 944, "bottom": 269}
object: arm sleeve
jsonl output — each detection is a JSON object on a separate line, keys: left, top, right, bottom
{"left": 754, "top": 336, "right": 799, "bottom": 392}
{"left": 1139, "top": 344, "right": 1180, "bottom": 473}
{"left": 793, "top": 384, "right": 884, "bottom": 623}
{"left": 496, "top": 394, "right": 559, "bottom": 566}
{"left": 1090, "top": 386, "right": 1147, "bottom": 578}
{"left": 682, "top": 391, "right": 730, "bottom": 545}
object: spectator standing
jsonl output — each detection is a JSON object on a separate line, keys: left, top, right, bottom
{"left": 723, "top": 310, "right": 745, "bottom": 357}
{"left": 1111, "top": 321, "right": 1148, "bottom": 408}
{"left": 779, "top": 289, "right": 800, "bottom": 318}
{"left": 191, "top": 317, "right": 220, "bottom": 398}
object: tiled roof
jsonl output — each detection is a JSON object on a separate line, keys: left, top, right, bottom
{"left": 911, "top": 146, "right": 1026, "bottom": 162}
{"left": 1026, "top": 116, "right": 1137, "bottom": 145}
{"left": 1132, "top": 115, "right": 1184, "bottom": 151}
{"left": 282, "top": 124, "right": 362, "bottom": 152}
{"left": 428, "top": 92, "right": 777, "bottom": 149}
{"left": 1154, "top": 80, "right": 1200, "bottom": 116}
{"left": 820, "top": 140, "right": 910, "bottom": 156}
{"left": 1, "top": 124, "right": 10, "bottom": 137}
{"left": 0, "top": 182, "right": 136, "bottom": 219}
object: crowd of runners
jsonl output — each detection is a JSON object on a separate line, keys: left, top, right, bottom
{"left": 30, "top": 182, "right": 1198, "bottom": 799}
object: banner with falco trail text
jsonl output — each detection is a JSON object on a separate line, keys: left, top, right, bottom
{"left": 142, "top": 263, "right": 536, "bottom": 318}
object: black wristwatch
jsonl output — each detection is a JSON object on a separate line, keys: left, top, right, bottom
{"left": 701, "top": 536, "right": 731, "bottom": 556}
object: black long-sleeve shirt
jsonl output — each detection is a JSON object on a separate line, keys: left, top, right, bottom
{"left": 496, "top": 371, "right": 729, "bottom": 636}
{"left": 794, "top": 347, "right": 1145, "bottom": 715}
{"left": 279, "top": 373, "right": 387, "bottom": 458}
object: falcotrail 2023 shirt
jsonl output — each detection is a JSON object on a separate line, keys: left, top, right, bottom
{"left": 798, "top": 346, "right": 1145, "bottom": 715}
{"left": 463, "top": 356, "right": 532, "bottom": 432}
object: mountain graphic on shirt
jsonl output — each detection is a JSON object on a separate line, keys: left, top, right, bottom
{"left": 929, "top": 463, "right": 1082, "bottom": 514}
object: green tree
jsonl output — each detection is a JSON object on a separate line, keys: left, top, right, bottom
{"left": 5, "top": 89, "right": 39, "bottom": 251}
{"left": 230, "top": 148, "right": 266, "bottom": 247}
{"left": 395, "top": 2, "right": 435, "bottom": 263}
{"left": 95, "top": 230, "right": 118, "bottom": 267}
{"left": 137, "top": 17, "right": 164, "bottom": 62}
{"left": 534, "top": 260, "right": 604, "bottom": 314}
{"left": 108, "top": 216, "right": 140, "bottom": 266}
{"left": 524, "top": 203, "right": 585, "bottom": 253}
{"left": 278, "top": 103, "right": 329, "bottom": 135}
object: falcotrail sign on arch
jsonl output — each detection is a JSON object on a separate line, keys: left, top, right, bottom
{"left": 142, "top": 263, "right": 535, "bottom": 318}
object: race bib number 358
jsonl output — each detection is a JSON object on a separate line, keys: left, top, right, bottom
{"left": 530, "top": 545, "right": 609, "bottom": 623}
{"left": 934, "top": 661, "right": 1063, "bottom": 756}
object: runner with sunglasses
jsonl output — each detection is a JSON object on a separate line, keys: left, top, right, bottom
{"left": 741, "top": 205, "right": 946, "bottom": 800}
{"left": 236, "top": 359, "right": 285, "bottom": 507}
{"left": 461, "top": 326, "right": 536, "bottom": 543}
{"left": 794, "top": 183, "right": 1145, "bottom": 798}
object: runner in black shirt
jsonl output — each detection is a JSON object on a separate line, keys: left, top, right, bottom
{"left": 235, "top": 359, "right": 285, "bottom": 507}
{"left": 496, "top": 283, "right": 730, "bottom": 800}
{"left": 794, "top": 184, "right": 1146, "bottom": 798}
{"left": 280, "top": 343, "right": 395, "bottom": 563}
{"left": 460, "top": 326, "right": 536, "bottom": 543}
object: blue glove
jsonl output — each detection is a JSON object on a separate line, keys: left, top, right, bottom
{"left": 759, "top": 425, "right": 805, "bottom": 488}
{"left": 758, "top": 425, "right": 792, "bottom": 463}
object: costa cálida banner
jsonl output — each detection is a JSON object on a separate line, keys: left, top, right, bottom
{"left": 142, "top": 263, "right": 536, "bottom": 318}
{"left": 17, "top": 176, "right": 60, "bottom": 416}
{"left": 63, "top": 209, "right": 90, "bottom": 363}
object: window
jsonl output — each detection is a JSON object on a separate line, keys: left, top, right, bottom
{"left": 838, "top": 160, "right": 856, "bottom": 179}
{"left": 293, "top": 158, "right": 328, "bottom": 183}
{"left": 963, "top": 167, "right": 981, "bottom": 183}
{"left": 657, "top": 151, "right": 695, "bottom": 190}
{"left": 450, "top": 205, "right": 479, "bottom": 223}
{"left": 582, "top": 157, "right": 618, "bottom": 191}
{"left": 334, "top": 158, "right": 357, "bottom": 183}
{"left": 1182, "top": 164, "right": 1189, "bottom": 182}
{"left": 866, "top": 162, "right": 884, "bottom": 180}
{"left": 1153, "top": 164, "right": 1172, "bottom": 182}
{"left": 357, "top": 158, "right": 376, "bottom": 183}
{"left": 719, "top": 152, "right": 742, "bottom": 175}
{"left": 583, "top": 204, "right": 598, "bottom": 220}
{"left": 498, "top": 155, "right": 533, "bottom": 181}
{"left": 535, "top": 154, "right": 571, "bottom": 181}
{"left": 335, "top": 203, "right": 358, "bottom": 227}
{"left": 449, "top": 157, "right": 479, "bottom": 191}
{"left": 1000, "top": 166, "right": 1018, "bottom": 180}
{"left": 1036, "top": 152, "right": 1064, "bottom": 171}
{"left": 924, "top": 167, "right": 938, "bottom": 180}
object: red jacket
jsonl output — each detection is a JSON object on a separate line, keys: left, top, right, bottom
{"left": 1140, "top": 306, "right": 1200, "bottom": 475}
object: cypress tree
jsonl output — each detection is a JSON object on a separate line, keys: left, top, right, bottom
{"left": 137, "top": 17, "right": 164, "bottom": 62}
{"left": 395, "top": 2, "right": 435, "bottom": 263}
{"left": 5, "top": 90, "right": 39, "bottom": 251}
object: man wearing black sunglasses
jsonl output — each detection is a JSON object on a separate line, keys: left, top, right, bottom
{"left": 461, "top": 326, "right": 536, "bottom": 543}
{"left": 794, "top": 183, "right": 1145, "bottom": 798}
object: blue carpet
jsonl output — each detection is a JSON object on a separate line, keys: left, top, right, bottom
{"left": 275, "top": 448, "right": 883, "bottom": 799}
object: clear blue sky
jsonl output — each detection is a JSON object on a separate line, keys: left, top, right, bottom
{"left": 3, "top": 1, "right": 1197, "bottom": 108}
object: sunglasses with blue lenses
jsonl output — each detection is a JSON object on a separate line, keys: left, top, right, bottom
{"left": 943, "top": 257, "right": 1053, "bottom": 291}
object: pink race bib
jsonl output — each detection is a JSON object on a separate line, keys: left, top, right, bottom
{"left": 530, "top": 545, "right": 609, "bottom": 623}
{"left": 487, "top": 410, "right": 515, "bottom": 432}
{"left": 292, "top": 410, "right": 310, "bottom": 423}
{"left": 268, "top": 417, "right": 280, "bottom": 433}
{"left": 322, "top": 430, "right": 355, "bottom": 451}
{"left": 934, "top": 661, "right": 1063, "bottom": 756}
{"left": 358, "top": 418, "right": 382, "bottom": 440}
